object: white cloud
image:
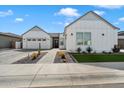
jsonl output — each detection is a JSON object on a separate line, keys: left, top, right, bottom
{"left": 94, "top": 10, "right": 105, "bottom": 16}
{"left": 52, "top": 22, "right": 63, "bottom": 25}
{"left": 114, "top": 22, "right": 119, "bottom": 25}
{"left": 119, "top": 17, "right": 124, "bottom": 22}
{"left": 64, "top": 22, "right": 70, "bottom": 26}
{"left": 57, "top": 22, "right": 63, "bottom": 25}
{"left": 96, "top": 5, "right": 123, "bottom": 9}
{"left": 0, "top": 10, "right": 13, "bottom": 17}
{"left": 64, "top": 18, "right": 75, "bottom": 26}
{"left": 52, "top": 18, "right": 74, "bottom": 26}
{"left": 15, "top": 18, "right": 24, "bottom": 23}
{"left": 55, "top": 8, "right": 80, "bottom": 17}
{"left": 25, "top": 14, "right": 29, "bottom": 16}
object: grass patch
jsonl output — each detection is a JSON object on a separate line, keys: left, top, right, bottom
{"left": 72, "top": 53, "right": 124, "bottom": 62}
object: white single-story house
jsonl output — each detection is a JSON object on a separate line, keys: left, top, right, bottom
{"left": 22, "top": 26, "right": 65, "bottom": 49}
{"left": 22, "top": 11, "right": 119, "bottom": 52}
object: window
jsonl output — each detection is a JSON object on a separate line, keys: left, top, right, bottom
{"left": 27, "top": 39, "right": 31, "bottom": 41}
{"left": 32, "top": 38, "right": 36, "bottom": 41}
{"left": 76, "top": 32, "right": 91, "bottom": 45}
{"left": 60, "top": 41, "right": 64, "bottom": 45}
{"left": 76, "top": 32, "right": 83, "bottom": 45}
{"left": 38, "top": 38, "right": 41, "bottom": 41}
{"left": 60, "top": 38, "right": 64, "bottom": 45}
{"left": 43, "top": 38, "right": 46, "bottom": 41}
{"left": 84, "top": 32, "right": 91, "bottom": 45}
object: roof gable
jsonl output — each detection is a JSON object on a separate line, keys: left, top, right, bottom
{"left": 22, "top": 26, "right": 49, "bottom": 36}
{"left": 79, "top": 12, "right": 101, "bottom": 20}
{"left": 65, "top": 11, "right": 119, "bottom": 31}
{"left": 29, "top": 26, "right": 43, "bottom": 31}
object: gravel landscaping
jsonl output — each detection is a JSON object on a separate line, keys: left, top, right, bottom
{"left": 12, "top": 52, "right": 47, "bottom": 64}
{"left": 54, "top": 51, "right": 75, "bottom": 63}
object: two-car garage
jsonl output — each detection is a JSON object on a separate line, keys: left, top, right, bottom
{"left": 0, "top": 32, "right": 21, "bottom": 48}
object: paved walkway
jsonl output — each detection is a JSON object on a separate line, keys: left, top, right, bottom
{"left": 0, "top": 63, "right": 124, "bottom": 87}
{"left": 37, "top": 49, "right": 59, "bottom": 64}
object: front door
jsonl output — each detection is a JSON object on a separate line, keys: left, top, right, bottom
{"left": 53, "top": 39, "right": 59, "bottom": 48}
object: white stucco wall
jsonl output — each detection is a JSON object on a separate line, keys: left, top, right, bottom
{"left": 59, "top": 33, "right": 66, "bottom": 49}
{"left": 65, "top": 12, "right": 118, "bottom": 53}
{"left": 22, "top": 27, "right": 51, "bottom": 49}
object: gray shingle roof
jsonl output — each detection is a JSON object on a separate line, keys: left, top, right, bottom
{"left": 48, "top": 33, "right": 60, "bottom": 37}
{"left": 0, "top": 32, "right": 21, "bottom": 38}
{"left": 118, "top": 31, "right": 124, "bottom": 36}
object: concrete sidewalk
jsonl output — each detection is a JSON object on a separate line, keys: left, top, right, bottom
{"left": 37, "top": 49, "right": 59, "bottom": 64}
{"left": 0, "top": 63, "right": 124, "bottom": 87}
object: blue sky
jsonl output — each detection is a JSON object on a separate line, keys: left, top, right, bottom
{"left": 0, "top": 5, "right": 124, "bottom": 35}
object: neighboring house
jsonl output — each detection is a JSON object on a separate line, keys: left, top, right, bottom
{"left": 0, "top": 32, "right": 21, "bottom": 48}
{"left": 22, "top": 11, "right": 119, "bottom": 52}
{"left": 118, "top": 31, "right": 124, "bottom": 49}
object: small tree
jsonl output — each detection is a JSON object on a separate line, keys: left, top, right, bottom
{"left": 77, "top": 47, "right": 81, "bottom": 53}
{"left": 86, "top": 46, "right": 93, "bottom": 53}
{"left": 38, "top": 43, "right": 41, "bottom": 55}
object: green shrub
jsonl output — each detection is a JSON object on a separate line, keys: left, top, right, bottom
{"left": 112, "top": 45, "right": 120, "bottom": 53}
{"left": 77, "top": 47, "right": 81, "bottom": 53}
{"left": 86, "top": 47, "right": 93, "bottom": 53}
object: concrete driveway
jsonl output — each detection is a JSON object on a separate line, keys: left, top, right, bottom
{"left": 0, "top": 49, "right": 58, "bottom": 64}
{"left": 0, "top": 49, "right": 35, "bottom": 64}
